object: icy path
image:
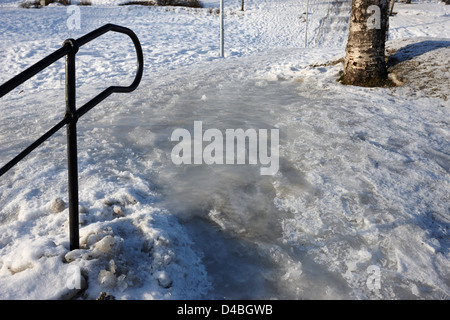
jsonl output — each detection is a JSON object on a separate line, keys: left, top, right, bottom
{"left": 227, "top": 0, "right": 351, "bottom": 49}
{"left": 0, "top": 0, "right": 449, "bottom": 300}
{"left": 243, "top": 0, "right": 307, "bottom": 48}
{"left": 89, "top": 48, "right": 450, "bottom": 299}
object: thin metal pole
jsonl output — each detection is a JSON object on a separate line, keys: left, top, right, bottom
{"left": 64, "top": 39, "right": 80, "bottom": 251}
{"left": 241, "top": 0, "right": 244, "bottom": 11}
{"left": 305, "top": 0, "right": 309, "bottom": 48}
{"left": 220, "top": 0, "right": 224, "bottom": 57}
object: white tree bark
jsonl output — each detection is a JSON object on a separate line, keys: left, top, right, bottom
{"left": 341, "top": 0, "right": 391, "bottom": 86}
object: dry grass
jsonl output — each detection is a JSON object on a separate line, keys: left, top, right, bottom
{"left": 20, "top": 0, "right": 70, "bottom": 8}
{"left": 120, "top": 0, "right": 202, "bottom": 7}
{"left": 78, "top": 0, "right": 92, "bottom": 5}
{"left": 387, "top": 40, "right": 450, "bottom": 102}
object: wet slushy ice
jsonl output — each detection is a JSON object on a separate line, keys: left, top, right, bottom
{"left": 109, "top": 76, "right": 379, "bottom": 299}
{"left": 118, "top": 78, "right": 350, "bottom": 299}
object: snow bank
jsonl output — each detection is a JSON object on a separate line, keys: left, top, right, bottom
{"left": 0, "top": 0, "right": 449, "bottom": 299}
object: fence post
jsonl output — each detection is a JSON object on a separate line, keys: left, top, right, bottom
{"left": 220, "top": 0, "right": 224, "bottom": 57}
{"left": 305, "top": 0, "right": 309, "bottom": 47}
{"left": 64, "top": 39, "right": 80, "bottom": 251}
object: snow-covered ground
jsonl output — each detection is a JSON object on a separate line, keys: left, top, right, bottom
{"left": 0, "top": 0, "right": 449, "bottom": 299}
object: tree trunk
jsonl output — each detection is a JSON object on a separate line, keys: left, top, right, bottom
{"left": 389, "top": 0, "right": 395, "bottom": 16}
{"left": 341, "top": 0, "right": 391, "bottom": 87}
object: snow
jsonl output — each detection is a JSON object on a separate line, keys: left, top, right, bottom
{"left": 0, "top": 0, "right": 449, "bottom": 299}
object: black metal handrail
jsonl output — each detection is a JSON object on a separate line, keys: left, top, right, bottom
{"left": 0, "top": 24, "right": 144, "bottom": 250}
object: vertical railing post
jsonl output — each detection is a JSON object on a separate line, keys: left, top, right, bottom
{"left": 64, "top": 39, "right": 80, "bottom": 251}
{"left": 220, "top": 0, "right": 224, "bottom": 57}
{"left": 305, "top": 0, "right": 309, "bottom": 48}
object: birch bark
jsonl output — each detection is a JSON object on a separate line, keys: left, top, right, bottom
{"left": 341, "top": 0, "right": 391, "bottom": 86}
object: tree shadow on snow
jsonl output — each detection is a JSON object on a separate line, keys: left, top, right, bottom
{"left": 387, "top": 40, "right": 450, "bottom": 67}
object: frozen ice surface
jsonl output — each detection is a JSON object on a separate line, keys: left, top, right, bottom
{"left": 0, "top": 0, "right": 449, "bottom": 300}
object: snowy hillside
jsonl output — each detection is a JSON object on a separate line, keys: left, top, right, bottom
{"left": 0, "top": 0, "right": 449, "bottom": 300}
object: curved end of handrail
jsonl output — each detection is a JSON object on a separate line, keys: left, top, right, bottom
{"left": 73, "top": 24, "right": 144, "bottom": 116}
{"left": 125, "top": 30, "right": 144, "bottom": 93}
{"left": 74, "top": 23, "right": 144, "bottom": 95}
{"left": 97, "top": 24, "right": 144, "bottom": 94}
